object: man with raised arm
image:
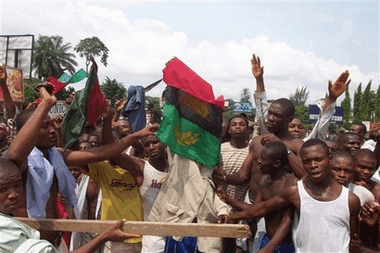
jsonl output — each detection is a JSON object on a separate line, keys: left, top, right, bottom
{"left": 229, "top": 139, "right": 360, "bottom": 253}
{"left": 3, "top": 85, "right": 157, "bottom": 247}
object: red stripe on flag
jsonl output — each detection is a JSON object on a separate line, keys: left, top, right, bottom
{"left": 86, "top": 78, "right": 106, "bottom": 124}
{"left": 163, "top": 58, "right": 224, "bottom": 109}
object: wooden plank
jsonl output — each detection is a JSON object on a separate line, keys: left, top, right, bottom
{"left": 16, "top": 218, "right": 251, "bottom": 238}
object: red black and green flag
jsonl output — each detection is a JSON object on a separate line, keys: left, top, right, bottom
{"left": 157, "top": 58, "right": 225, "bottom": 167}
{"left": 61, "top": 63, "right": 106, "bottom": 149}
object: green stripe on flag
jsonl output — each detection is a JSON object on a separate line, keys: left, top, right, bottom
{"left": 70, "top": 69, "right": 88, "bottom": 83}
{"left": 58, "top": 73, "right": 72, "bottom": 83}
{"left": 157, "top": 104, "right": 220, "bottom": 167}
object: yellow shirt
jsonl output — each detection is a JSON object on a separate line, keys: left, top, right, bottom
{"left": 87, "top": 161, "right": 142, "bottom": 244}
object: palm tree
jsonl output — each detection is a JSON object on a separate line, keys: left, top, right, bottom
{"left": 289, "top": 86, "right": 309, "bottom": 107}
{"left": 33, "top": 35, "right": 78, "bottom": 80}
{"left": 101, "top": 76, "right": 127, "bottom": 106}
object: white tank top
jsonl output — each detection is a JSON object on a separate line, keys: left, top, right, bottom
{"left": 139, "top": 161, "right": 167, "bottom": 220}
{"left": 292, "top": 180, "right": 350, "bottom": 253}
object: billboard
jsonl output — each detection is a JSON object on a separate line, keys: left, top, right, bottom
{"left": 309, "top": 105, "right": 343, "bottom": 124}
{"left": 233, "top": 101, "right": 253, "bottom": 113}
{"left": 0, "top": 68, "right": 24, "bottom": 102}
{"left": 0, "top": 35, "right": 34, "bottom": 79}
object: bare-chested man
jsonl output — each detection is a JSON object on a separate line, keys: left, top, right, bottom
{"left": 230, "top": 139, "right": 360, "bottom": 253}
{"left": 219, "top": 141, "right": 297, "bottom": 253}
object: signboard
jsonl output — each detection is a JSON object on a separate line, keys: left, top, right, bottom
{"left": 0, "top": 68, "right": 24, "bottom": 102}
{"left": 48, "top": 101, "right": 67, "bottom": 117}
{"left": 0, "top": 35, "right": 34, "bottom": 79}
{"left": 233, "top": 101, "right": 253, "bottom": 113}
{"left": 309, "top": 105, "right": 343, "bottom": 124}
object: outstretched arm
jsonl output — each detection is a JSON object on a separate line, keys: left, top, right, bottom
{"left": 3, "top": 86, "right": 57, "bottom": 170}
{"left": 306, "top": 70, "right": 350, "bottom": 141}
{"left": 251, "top": 54, "right": 269, "bottom": 134}
{"left": 62, "top": 124, "right": 158, "bottom": 167}
{"left": 230, "top": 193, "right": 290, "bottom": 222}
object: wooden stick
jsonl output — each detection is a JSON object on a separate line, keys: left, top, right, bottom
{"left": 16, "top": 218, "right": 251, "bottom": 238}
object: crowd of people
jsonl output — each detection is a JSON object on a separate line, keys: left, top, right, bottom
{"left": 0, "top": 53, "right": 379, "bottom": 253}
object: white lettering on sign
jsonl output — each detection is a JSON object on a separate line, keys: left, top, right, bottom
{"left": 48, "top": 101, "right": 67, "bottom": 117}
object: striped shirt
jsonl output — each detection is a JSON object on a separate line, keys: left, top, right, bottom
{"left": 221, "top": 142, "right": 250, "bottom": 203}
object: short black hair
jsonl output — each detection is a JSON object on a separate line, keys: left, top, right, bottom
{"left": 350, "top": 122, "right": 367, "bottom": 134}
{"left": 273, "top": 98, "right": 295, "bottom": 118}
{"left": 354, "top": 149, "right": 377, "bottom": 163}
{"left": 332, "top": 149, "right": 354, "bottom": 162}
{"left": 264, "top": 141, "right": 289, "bottom": 166}
{"left": 0, "top": 158, "right": 19, "bottom": 173}
{"left": 301, "top": 139, "right": 330, "bottom": 157}
{"left": 15, "top": 108, "right": 36, "bottom": 132}
{"left": 338, "top": 132, "right": 359, "bottom": 145}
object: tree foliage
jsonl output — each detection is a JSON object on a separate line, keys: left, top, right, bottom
{"left": 341, "top": 88, "right": 351, "bottom": 129}
{"left": 375, "top": 85, "right": 380, "bottom": 122}
{"left": 353, "top": 83, "right": 362, "bottom": 122}
{"left": 74, "top": 37, "right": 109, "bottom": 72}
{"left": 361, "top": 80, "right": 372, "bottom": 121}
{"left": 33, "top": 35, "right": 77, "bottom": 80}
{"left": 294, "top": 105, "right": 309, "bottom": 127}
{"left": 100, "top": 77, "right": 126, "bottom": 106}
{"left": 240, "top": 88, "right": 251, "bottom": 102}
{"left": 289, "top": 86, "right": 309, "bottom": 107}
{"left": 23, "top": 78, "right": 42, "bottom": 105}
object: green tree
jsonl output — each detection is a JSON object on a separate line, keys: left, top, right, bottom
{"left": 146, "top": 96, "right": 160, "bottom": 109}
{"left": 23, "top": 78, "right": 42, "bottom": 105}
{"left": 375, "top": 85, "right": 380, "bottom": 122}
{"left": 33, "top": 35, "right": 77, "bottom": 80}
{"left": 294, "top": 105, "right": 309, "bottom": 126}
{"left": 289, "top": 86, "right": 309, "bottom": 107}
{"left": 240, "top": 88, "right": 251, "bottom": 102}
{"left": 353, "top": 83, "right": 362, "bottom": 122}
{"left": 101, "top": 77, "right": 126, "bottom": 106}
{"left": 74, "top": 37, "right": 109, "bottom": 72}
{"left": 341, "top": 88, "right": 351, "bottom": 129}
{"left": 361, "top": 80, "right": 372, "bottom": 121}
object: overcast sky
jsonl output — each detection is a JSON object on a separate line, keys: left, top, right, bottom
{"left": 1, "top": 0, "right": 379, "bottom": 104}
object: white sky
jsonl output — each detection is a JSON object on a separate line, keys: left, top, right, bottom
{"left": 0, "top": 0, "right": 379, "bottom": 105}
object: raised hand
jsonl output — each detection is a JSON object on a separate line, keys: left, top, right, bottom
{"left": 251, "top": 54, "right": 264, "bottom": 80}
{"left": 38, "top": 83, "right": 57, "bottom": 106}
{"left": 115, "top": 99, "right": 127, "bottom": 112}
{"left": 101, "top": 101, "right": 112, "bottom": 119}
{"left": 328, "top": 70, "right": 350, "bottom": 99}
{"left": 52, "top": 115, "right": 64, "bottom": 130}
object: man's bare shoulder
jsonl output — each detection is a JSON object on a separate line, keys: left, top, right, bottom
{"left": 280, "top": 178, "right": 299, "bottom": 201}
{"left": 249, "top": 135, "right": 263, "bottom": 151}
